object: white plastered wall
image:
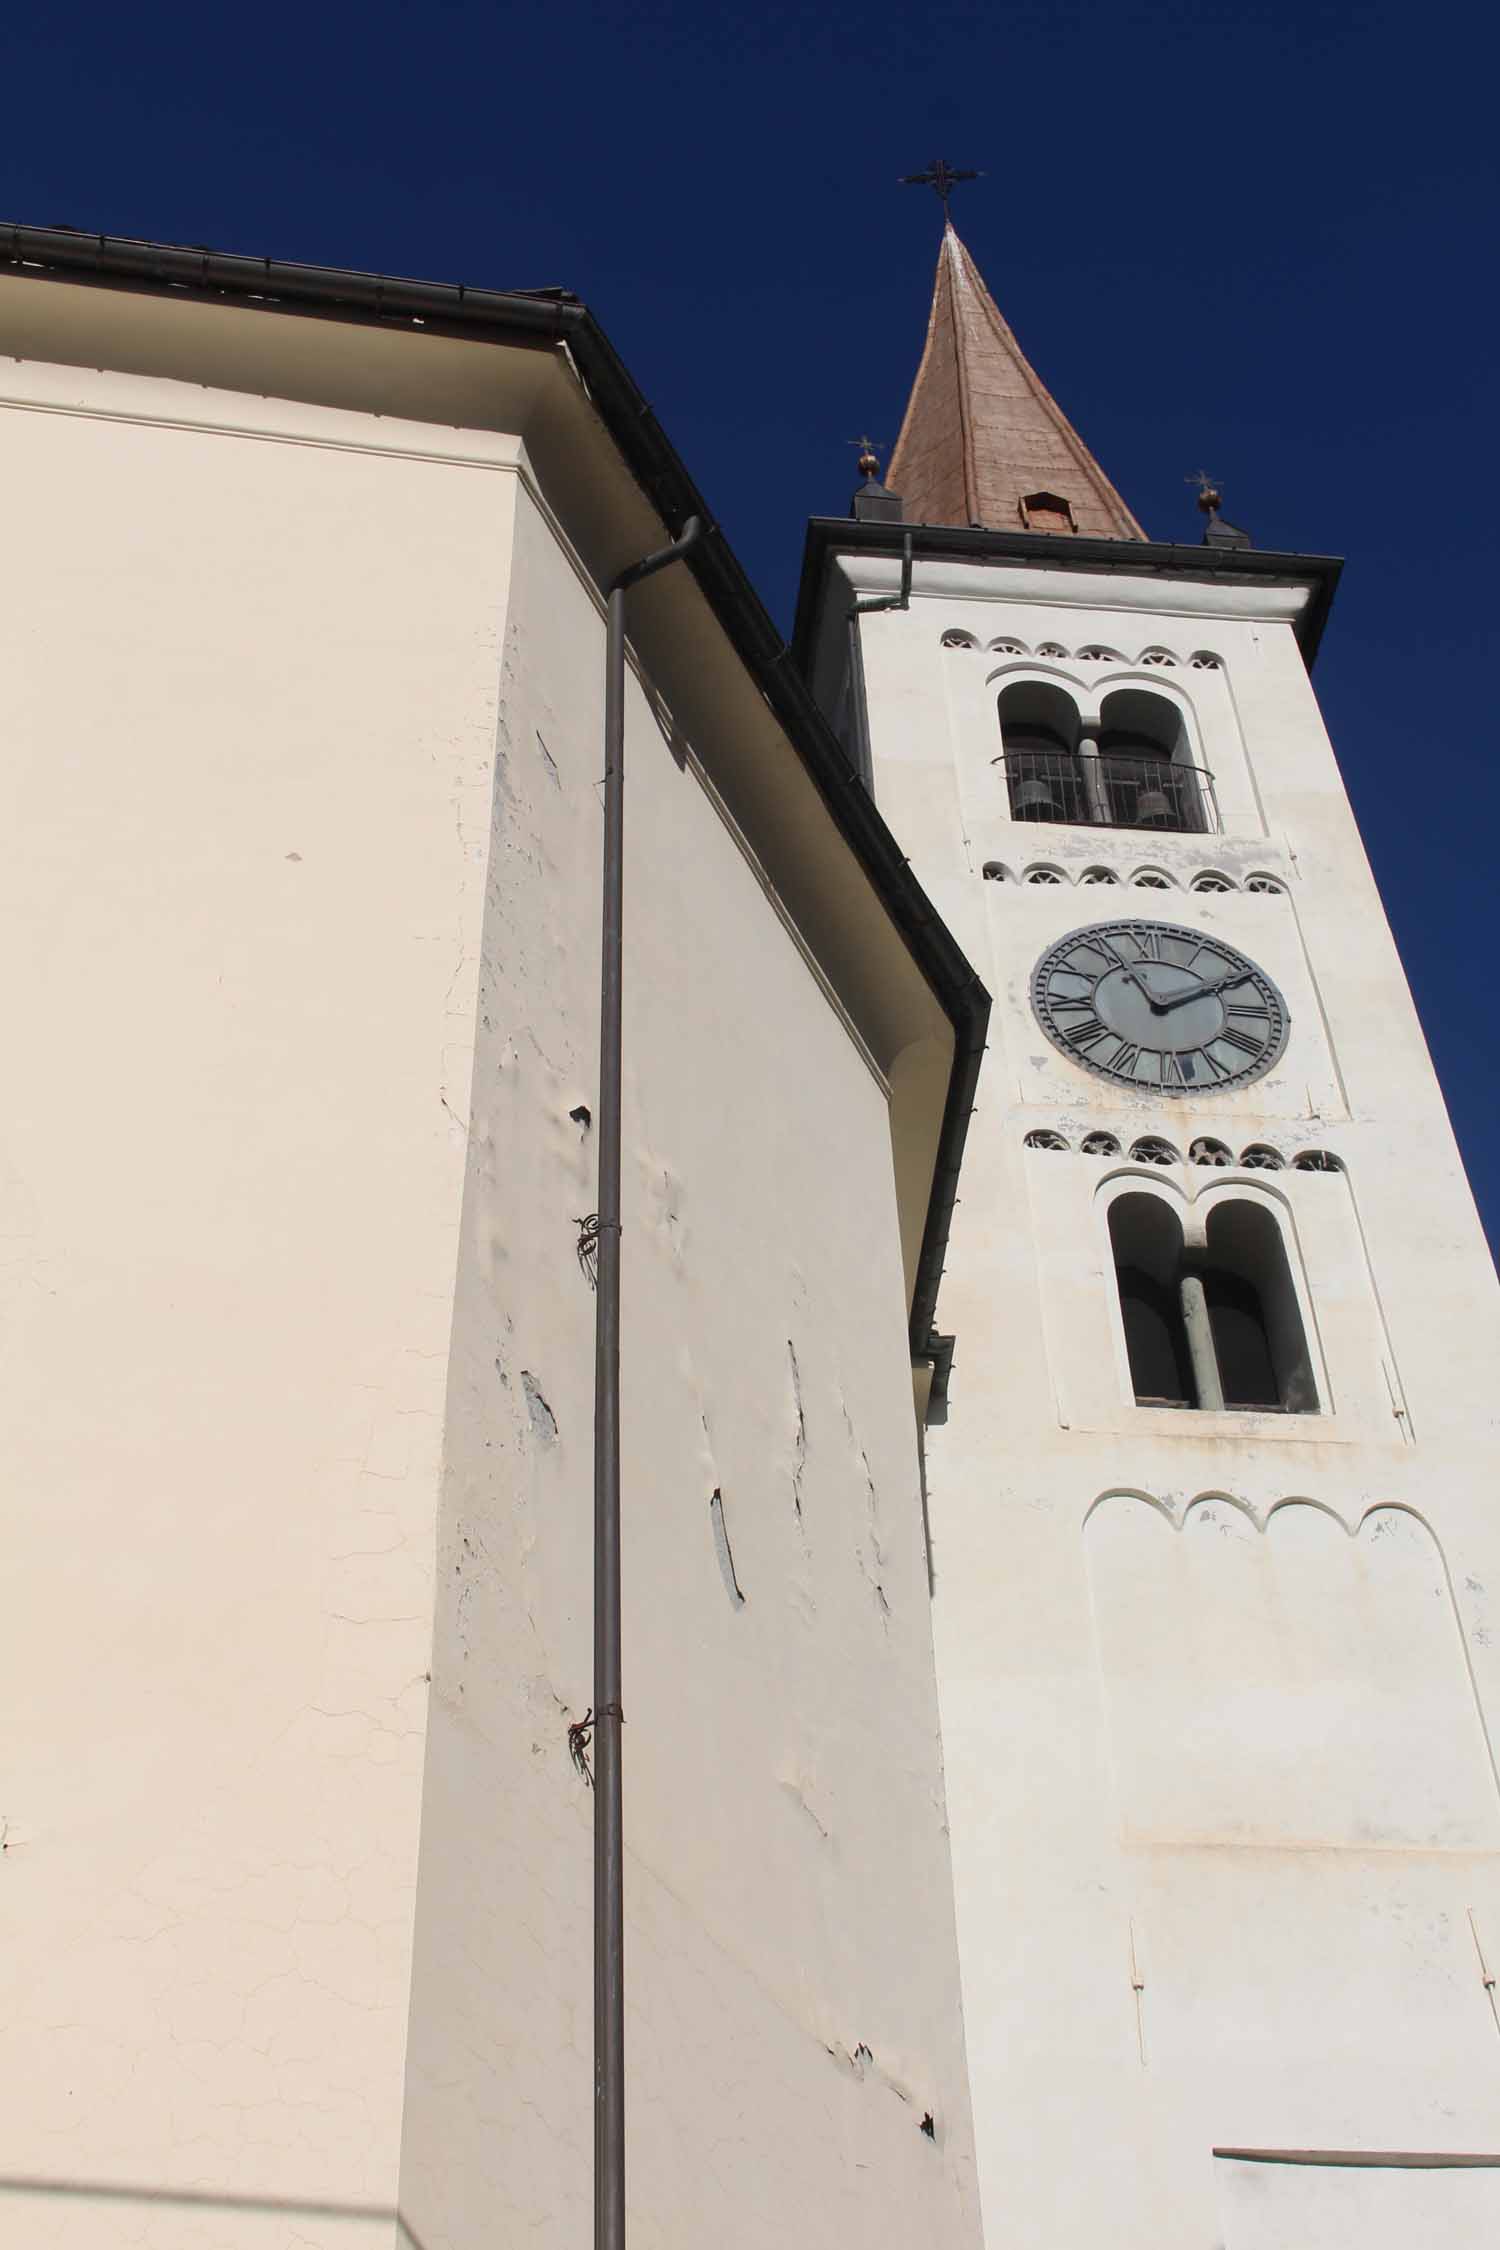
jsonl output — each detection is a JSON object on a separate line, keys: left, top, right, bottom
{"left": 0, "top": 336, "right": 982, "bottom": 2250}
{"left": 845, "top": 557, "right": 1500, "bottom": 2250}
{"left": 0, "top": 361, "right": 509, "bottom": 2244}
{"left": 395, "top": 483, "right": 981, "bottom": 2250}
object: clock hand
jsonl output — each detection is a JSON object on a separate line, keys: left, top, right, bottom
{"left": 1118, "top": 968, "right": 1169, "bottom": 1013}
{"left": 1154, "top": 967, "right": 1256, "bottom": 1013}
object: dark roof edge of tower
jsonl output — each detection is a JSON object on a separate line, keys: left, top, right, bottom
{"left": 792, "top": 516, "right": 1343, "bottom": 671}
{"left": 0, "top": 221, "right": 988, "bottom": 1370}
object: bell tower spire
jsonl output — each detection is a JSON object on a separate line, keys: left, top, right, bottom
{"left": 887, "top": 220, "right": 1146, "bottom": 540}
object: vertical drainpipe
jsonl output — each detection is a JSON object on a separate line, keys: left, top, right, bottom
{"left": 844, "top": 532, "right": 912, "bottom": 787}
{"left": 594, "top": 515, "right": 702, "bottom": 2250}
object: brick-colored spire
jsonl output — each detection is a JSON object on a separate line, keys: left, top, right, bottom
{"left": 888, "top": 223, "right": 1145, "bottom": 540}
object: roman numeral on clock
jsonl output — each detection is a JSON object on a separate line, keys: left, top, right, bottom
{"left": 1217, "top": 1024, "right": 1265, "bottom": 1058}
{"left": 1061, "top": 1013, "right": 1110, "bottom": 1052}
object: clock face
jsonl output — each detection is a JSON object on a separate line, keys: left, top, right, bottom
{"left": 1031, "top": 920, "right": 1289, "bottom": 1091}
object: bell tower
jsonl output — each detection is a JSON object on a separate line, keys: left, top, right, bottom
{"left": 795, "top": 220, "right": 1500, "bottom": 2250}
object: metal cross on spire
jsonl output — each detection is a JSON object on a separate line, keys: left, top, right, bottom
{"left": 899, "top": 158, "right": 983, "bottom": 213}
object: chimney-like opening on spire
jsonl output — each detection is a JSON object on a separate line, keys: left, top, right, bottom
{"left": 1019, "top": 491, "right": 1078, "bottom": 535}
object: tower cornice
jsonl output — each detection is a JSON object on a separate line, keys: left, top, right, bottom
{"left": 793, "top": 516, "right": 1342, "bottom": 671}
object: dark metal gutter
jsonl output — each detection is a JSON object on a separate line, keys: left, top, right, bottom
{"left": 0, "top": 222, "right": 988, "bottom": 1369}
{"left": 792, "top": 515, "right": 1344, "bottom": 671}
{"left": 0, "top": 221, "right": 585, "bottom": 332}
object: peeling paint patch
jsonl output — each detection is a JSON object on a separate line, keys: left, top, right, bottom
{"left": 844, "top": 1401, "right": 890, "bottom": 1626}
{"left": 520, "top": 1372, "right": 557, "bottom": 1444}
{"left": 709, "top": 1487, "right": 746, "bottom": 1607}
{"left": 828, "top": 2035, "right": 923, "bottom": 2116}
{"left": 787, "top": 1339, "right": 807, "bottom": 1518}
{"left": 567, "top": 1708, "right": 594, "bottom": 1786}
{"left": 779, "top": 1771, "right": 830, "bottom": 1842}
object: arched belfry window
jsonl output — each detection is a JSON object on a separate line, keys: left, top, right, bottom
{"left": 996, "top": 681, "right": 1089, "bottom": 824}
{"left": 997, "top": 680, "right": 1213, "bottom": 832}
{"left": 1108, "top": 1191, "right": 1317, "bottom": 1413}
{"left": 1098, "top": 687, "right": 1205, "bottom": 833}
{"left": 1203, "top": 1202, "right": 1318, "bottom": 1411}
{"left": 1109, "top": 1195, "right": 1195, "bottom": 1407}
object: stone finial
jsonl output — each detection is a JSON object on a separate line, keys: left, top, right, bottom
{"left": 1191, "top": 471, "right": 1253, "bottom": 550}
{"left": 849, "top": 435, "right": 904, "bottom": 524}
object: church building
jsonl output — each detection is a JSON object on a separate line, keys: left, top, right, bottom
{"left": 1, "top": 209, "right": 1498, "bottom": 2250}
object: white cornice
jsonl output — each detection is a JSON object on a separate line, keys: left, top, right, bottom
{"left": 834, "top": 552, "right": 1311, "bottom": 624}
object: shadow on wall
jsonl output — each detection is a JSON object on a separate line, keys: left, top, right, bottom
{"left": 1084, "top": 1496, "right": 1500, "bottom": 1851}
{"left": 0, "top": 2177, "right": 431, "bottom": 2245}
{"left": 1215, "top": 2153, "right": 1500, "bottom": 2250}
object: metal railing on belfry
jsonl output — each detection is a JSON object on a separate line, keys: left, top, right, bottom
{"left": 992, "top": 748, "right": 1215, "bottom": 834}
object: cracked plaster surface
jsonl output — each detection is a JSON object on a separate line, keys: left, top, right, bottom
{"left": 3, "top": 394, "right": 980, "bottom": 2248}
{"left": 395, "top": 491, "right": 981, "bottom": 2249}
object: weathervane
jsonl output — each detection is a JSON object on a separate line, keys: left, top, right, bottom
{"left": 900, "top": 159, "right": 983, "bottom": 213}
{"left": 850, "top": 434, "right": 885, "bottom": 479}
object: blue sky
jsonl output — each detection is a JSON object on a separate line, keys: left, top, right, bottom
{"left": 10, "top": 0, "right": 1499, "bottom": 1246}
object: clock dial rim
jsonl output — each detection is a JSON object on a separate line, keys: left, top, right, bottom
{"left": 1030, "top": 918, "right": 1290, "bottom": 1091}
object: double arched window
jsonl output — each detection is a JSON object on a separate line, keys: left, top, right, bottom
{"left": 997, "top": 679, "right": 1209, "bottom": 833}
{"left": 1108, "top": 1193, "right": 1317, "bottom": 1413}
